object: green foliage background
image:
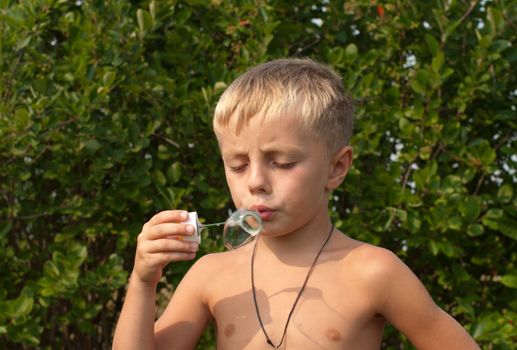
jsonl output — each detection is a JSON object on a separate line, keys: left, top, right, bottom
{"left": 0, "top": 0, "right": 515, "bottom": 348}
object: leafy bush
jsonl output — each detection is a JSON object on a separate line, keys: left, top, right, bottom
{"left": 0, "top": 0, "right": 515, "bottom": 348}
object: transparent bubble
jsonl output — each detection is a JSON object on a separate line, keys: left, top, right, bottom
{"left": 223, "top": 209, "right": 262, "bottom": 249}
{"left": 196, "top": 209, "right": 263, "bottom": 249}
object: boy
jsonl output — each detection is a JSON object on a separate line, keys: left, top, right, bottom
{"left": 113, "top": 59, "right": 479, "bottom": 349}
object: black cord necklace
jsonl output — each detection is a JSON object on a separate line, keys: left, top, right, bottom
{"left": 251, "top": 225, "right": 334, "bottom": 349}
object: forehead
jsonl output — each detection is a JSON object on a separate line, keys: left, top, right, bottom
{"left": 216, "top": 115, "right": 322, "bottom": 156}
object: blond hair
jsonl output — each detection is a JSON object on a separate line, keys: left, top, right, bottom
{"left": 213, "top": 58, "right": 354, "bottom": 152}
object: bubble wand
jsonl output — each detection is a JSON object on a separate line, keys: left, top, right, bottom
{"left": 182, "top": 209, "right": 263, "bottom": 249}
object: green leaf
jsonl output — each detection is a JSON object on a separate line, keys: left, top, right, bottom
{"left": 487, "top": 7, "right": 504, "bottom": 33}
{"left": 500, "top": 275, "right": 517, "bottom": 288}
{"left": 440, "top": 242, "right": 455, "bottom": 257}
{"left": 483, "top": 209, "right": 503, "bottom": 220}
{"left": 410, "top": 79, "right": 426, "bottom": 95}
{"left": 168, "top": 161, "right": 182, "bottom": 183}
{"left": 153, "top": 170, "right": 167, "bottom": 186}
{"left": 128, "top": 122, "right": 140, "bottom": 143}
{"left": 467, "top": 223, "right": 484, "bottom": 237}
{"left": 14, "top": 108, "right": 30, "bottom": 130}
{"left": 16, "top": 36, "right": 31, "bottom": 51}
{"left": 11, "top": 295, "right": 34, "bottom": 318}
{"left": 214, "top": 81, "right": 227, "bottom": 92}
{"left": 468, "top": 139, "right": 496, "bottom": 167}
{"left": 406, "top": 194, "right": 423, "bottom": 208}
{"left": 448, "top": 216, "right": 462, "bottom": 230}
{"left": 442, "top": 120, "right": 460, "bottom": 144}
{"left": 0, "top": 222, "right": 12, "bottom": 239}
{"left": 83, "top": 139, "right": 101, "bottom": 154}
{"left": 157, "top": 144, "right": 171, "bottom": 160}
{"left": 149, "top": 0, "right": 156, "bottom": 19}
{"left": 407, "top": 211, "right": 422, "bottom": 234}
{"left": 497, "top": 217, "right": 517, "bottom": 240}
{"left": 441, "top": 67, "right": 454, "bottom": 80}
{"left": 491, "top": 40, "right": 511, "bottom": 53}
{"left": 175, "top": 8, "right": 192, "bottom": 25}
{"left": 472, "top": 315, "right": 497, "bottom": 339}
{"left": 482, "top": 210, "right": 517, "bottom": 240}
{"left": 102, "top": 71, "right": 116, "bottom": 87}
{"left": 398, "top": 117, "right": 414, "bottom": 136}
{"left": 425, "top": 34, "right": 439, "bottom": 56}
{"left": 497, "top": 184, "right": 513, "bottom": 203}
{"left": 344, "top": 43, "right": 358, "bottom": 61}
{"left": 460, "top": 197, "right": 481, "bottom": 222}
{"left": 429, "top": 240, "right": 439, "bottom": 256}
{"left": 431, "top": 51, "right": 444, "bottom": 72}
{"left": 0, "top": 0, "right": 9, "bottom": 9}
{"left": 395, "top": 209, "right": 407, "bottom": 223}
{"left": 137, "top": 9, "right": 153, "bottom": 35}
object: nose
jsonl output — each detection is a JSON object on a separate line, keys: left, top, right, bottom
{"left": 247, "top": 163, "right": 271, "bottom": 194}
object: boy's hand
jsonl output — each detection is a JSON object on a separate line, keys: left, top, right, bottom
{"left": 133, "top": 210, "right": 199, "bottom": 287}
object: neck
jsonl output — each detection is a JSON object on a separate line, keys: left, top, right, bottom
{"left": 258, "top": 207, "right": 334, "bottom": 265}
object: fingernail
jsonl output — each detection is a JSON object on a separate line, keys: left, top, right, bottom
{"left": 180, "top": 211, "right": 188, "bottom": 220}
{"left": 186, "top": 225, "right": 194, "bottom": 234}
{"left": 191, "top": 243, "right": 199, "bottom": 251}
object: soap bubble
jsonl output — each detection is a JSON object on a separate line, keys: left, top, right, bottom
{"left": 223, "top": 209, "right": 262, "bottom": 249}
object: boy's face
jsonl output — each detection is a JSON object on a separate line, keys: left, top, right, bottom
{"left": 216, "top": 115, "right": 350, "bottom": 237}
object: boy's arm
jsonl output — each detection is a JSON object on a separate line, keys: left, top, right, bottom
{"left": 112, "top": 210, "right": 201, "bottom": 350}
{"left": 363, "top": 248, "right": 480, "bottom": 350}
{"left": 154, "top": 254, "right": 214, "bottom": 349}
{"left": 113, "top": 257, "right": 211, "bottom": 350}
{"left": 112, "top": 275, "right": 159, "bottom": 350}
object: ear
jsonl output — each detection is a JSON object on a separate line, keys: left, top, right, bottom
{"left": 326, "top": 146, "right": 353, "bottom": 191}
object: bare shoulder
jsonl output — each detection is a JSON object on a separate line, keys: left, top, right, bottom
{"left": 189, "top": 250, "right": 228, "bottom": 274}
{"left": 335, "top": 235, "right": 405, "bottom": 278}
{"left": 194, "top": 243, "right": 252, "bottom": 269}
{"left": 186, "top": 243, "right": 252, "bottom": 286}
{"left": 332, "top": 235, "right": 414, "bottom": 302}
{"left": 184, "top": 251, "right": 231, "bottom": 286}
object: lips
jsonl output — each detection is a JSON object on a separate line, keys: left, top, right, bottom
{"left": 250, "top": 205, "right": 275, "bottom": 221}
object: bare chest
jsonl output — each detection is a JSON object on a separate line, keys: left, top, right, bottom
{"left": 207, "top": 260, "right": 385, "bottom": 350}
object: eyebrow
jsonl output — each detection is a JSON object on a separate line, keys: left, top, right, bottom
{"left": 222, "top": 147, "right": 305, "bottom": 159}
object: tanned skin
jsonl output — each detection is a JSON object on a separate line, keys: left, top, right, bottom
{"left": 113, "top": 116, "right": 480, "bottom": 350}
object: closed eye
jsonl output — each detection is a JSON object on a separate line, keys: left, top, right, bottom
{"left": 228, "top": 164, "right": 248, "bottom": 173}
{"left": 273, "top": 162, "right": 297, "bottom": 169}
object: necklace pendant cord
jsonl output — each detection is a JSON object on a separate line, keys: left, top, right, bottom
{"left": 251, "top": 224, "right": 334, "bottom": 349}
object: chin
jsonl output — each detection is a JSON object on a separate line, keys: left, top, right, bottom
{"left": 259, "top": 224, "right": 291, "bottom": 238}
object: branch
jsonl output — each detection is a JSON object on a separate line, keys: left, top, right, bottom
{"left": 457, "top": 0, "right": 479, "bottom": 28}
{"left": 400, "top": 163, "right": 412, "bottom": 194}
{"left": 152, "top": 133, "right": 180, "bottom": 148}
{"left": 15, "top": 212, "right": 51, "bottom": 220}
{"left": 473, "top": 173, "right": 485, "bottom": 196}
{"left": 494, "top": 132, "right": 513, "bottom": 151}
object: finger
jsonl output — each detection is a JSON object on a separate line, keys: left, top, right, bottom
{"left": 143, "top": 239, "right": 199, "bottom": 254}
{"left": 146, "top": 210, "right": 189, "bottom": 227}
{"left": 139, "top": 251, "right": 197, "bottom": 269}
{"left": 143, "top": 223, "right": 195, "bottom": 240}
{"left": 160, "top": 252, "right": 197, "bottom": 263}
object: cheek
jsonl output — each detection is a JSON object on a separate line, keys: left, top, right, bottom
{"left": 292, "top": 165, "right": 328, "bottom": 190}
{"left": 225, "top": 174, "right": 244, "bottom": 205}
{"left": 278, "top": 170, "right": 325, "bottom": 199}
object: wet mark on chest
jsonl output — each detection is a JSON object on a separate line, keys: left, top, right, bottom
{"left": 224, "top": 323, "right": 235, "bottom": 337}
{"left": 325, "top": 328, "right": 342, "bottom": 342}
